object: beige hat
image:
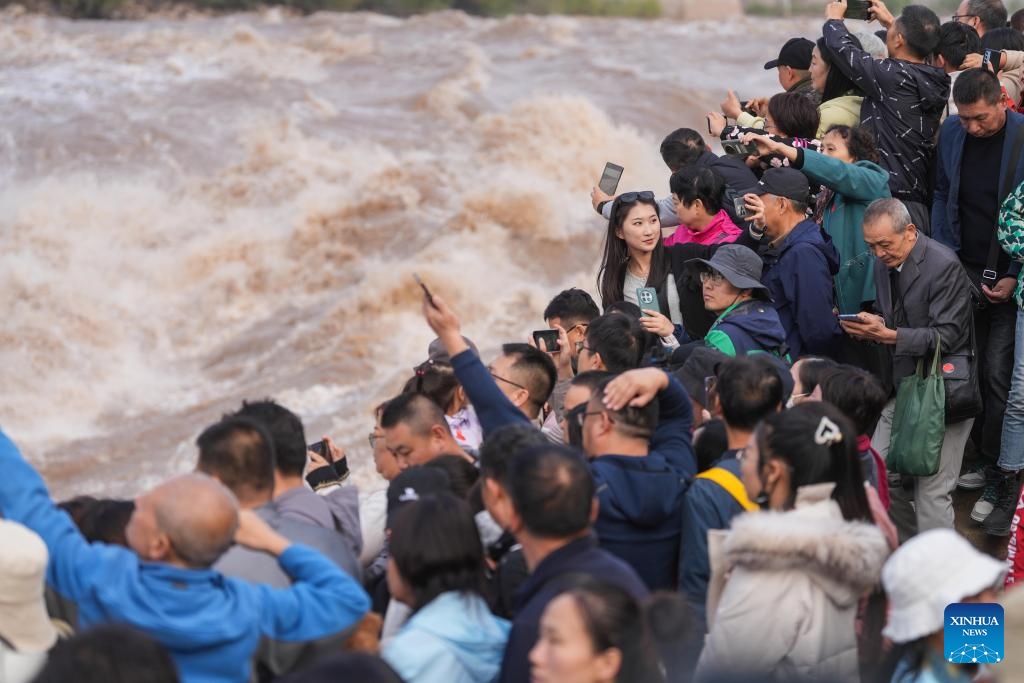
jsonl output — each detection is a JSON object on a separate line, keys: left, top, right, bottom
{"left": 0, "top": 520, "right": 58, "bottom": 652}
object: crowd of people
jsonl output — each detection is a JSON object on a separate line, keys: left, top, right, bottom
{"left": 8, "top": 0, "right": 1024, "bottom": 681}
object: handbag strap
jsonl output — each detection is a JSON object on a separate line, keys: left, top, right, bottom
{"left": 929, "top": 330, "right": 943, "bottom": 377}
{"left": 983, "top": 124, "right": 1024, "bottom": 286}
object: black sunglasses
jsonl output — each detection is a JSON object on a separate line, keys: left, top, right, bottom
{"left": 618, "top": 191, "right": 655, "bottom": 203}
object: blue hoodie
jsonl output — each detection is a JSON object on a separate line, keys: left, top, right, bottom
{"left": 760, "top": 219, "right": 843, "bottom": 358}
{"left": 591, "top": 374, "right": 695, "bottom": 591}
{"left": 383, "top": 591, "right": 509, "bottom": 683}
{"left": 0, "top": 430, "right": 370, "bottom": 683}
{"left": 704, "top": 299, "right": 787, "bottom": 357}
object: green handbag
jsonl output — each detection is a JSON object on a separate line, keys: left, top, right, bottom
{"left": 887, "top": 341, "right": 946, "bottom": 477}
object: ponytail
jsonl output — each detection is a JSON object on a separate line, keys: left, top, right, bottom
{"left": 756, "top": 402, "right": 873, "bottom": 523}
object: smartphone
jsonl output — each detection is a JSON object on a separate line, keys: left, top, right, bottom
{"left": 707, "top": 115, "right": 714, "bottom": 133}
{"left": 739, "top": 100, "right": 757, "bottom": 116}
{"left": 733, "top": 196, "right": 749, "bottom": 219}
{"left": 983, "top": 48, "right": 999, "bottom": 73}
{"left": 532, "top": 329, "right": 561, "bottom": 353}
{"left": 308, "top": 440, "right": 329, "bottom": 460}
{"left": 636, "top": 287, "right": 660, "bottom": 316}
{"left": 598, "top": 163, "right": 624, "bottom": 195}
{"left": 721, "top": 140, "right": 758, "bottom": 157}
{"left": 844, "top": 0, "right": 870, "bottom": 20}
{"left": 838, "top": 314, "right": 864, "bottom": 323}
{"left": 413, "top": 272, "right": 435, "bottom": 308}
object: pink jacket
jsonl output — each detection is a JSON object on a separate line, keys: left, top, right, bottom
{"left": 663, "top": 210, "right": 741, "bottom": 247}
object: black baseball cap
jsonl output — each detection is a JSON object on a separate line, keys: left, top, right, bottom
{"left": 743, "top": 167, "right": 811, "bottom": 204}
{"left": 674, "top": 346, "right": 729, "bottom": 407}
{"left": 386, "top": 467, "right": 452, "bottom": 528}
{"left": 764, "top": 37, "right": 814, "bottom": 70}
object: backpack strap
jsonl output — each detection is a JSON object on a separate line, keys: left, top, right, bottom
{"left": 696, "top": 467, "right": 759, "bottom": 512}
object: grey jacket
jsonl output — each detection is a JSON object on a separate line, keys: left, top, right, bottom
{"left": 215, "top": 504, "right": 362, "bottom": 679}
{"left": 873, "top": 235, "right": 973, "bottom": 386}
{"left": 275, "top": 485, "right": 363, "bottom": 557}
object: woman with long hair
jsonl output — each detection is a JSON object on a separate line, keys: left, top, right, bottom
{"left": 529, "top": 577, "right": 664, "bottom": 683}
{"left": 596, "top": 192, "right": 681, "bottom": 345}
{"left": 698, "top": 402, "right": 890, "bottom": 681}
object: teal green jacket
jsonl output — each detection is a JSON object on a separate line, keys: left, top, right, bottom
{"left": 796, "top": 149, "right": 891, "bottom": 313}
{"left": 998, "top": 181, "right": 1024, "bottom": 309}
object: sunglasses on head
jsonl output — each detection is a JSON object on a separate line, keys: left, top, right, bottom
{"left": 618, "top": 191, "right": 655, "bottom": 203}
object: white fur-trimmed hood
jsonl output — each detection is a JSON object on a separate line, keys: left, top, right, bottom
{"left": 725, "top": 489, "right": 890, "bottom": 602}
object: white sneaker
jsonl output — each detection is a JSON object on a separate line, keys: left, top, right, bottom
{"left": 971, "top": 498, "right": 995, "bottom": 522}
{"left": 958, "top": 470, "right": 987, "bottom": 490}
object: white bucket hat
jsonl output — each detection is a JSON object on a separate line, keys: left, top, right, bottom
{"left": 0, "top": 520, "right": 58, "bottom": 653}
{"left": 882, "top": 529, "right": 1006, "bottom": 644}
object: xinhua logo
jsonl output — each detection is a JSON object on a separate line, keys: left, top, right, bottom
{"left": 944, "top": 603, "right": 1004, "bottom": 664}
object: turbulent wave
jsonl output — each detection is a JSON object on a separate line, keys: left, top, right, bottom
{"left": 0, "top": 7, "right": 817, "bottom": 497}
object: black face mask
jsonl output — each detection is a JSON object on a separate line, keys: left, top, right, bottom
{"left": 566, "top": 404, "right": 586, "bottom": 449}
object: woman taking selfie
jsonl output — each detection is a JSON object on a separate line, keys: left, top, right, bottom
{"left": 743, "top": 125, "right": 889, "bottom": 314}
{"left": 529, "top": 577, "right": 663, "bottom": 683}
{"left": 685, "top": 245, "right": 786, "bottom": 357}
{"left": 596, "top": 193, "right": 683, "bottom": 345}
{"left": 382, "top": 493, "right": 509, "bottom": 683}
{"left": 698, "top": 403, "right": 890, "bottom": 681}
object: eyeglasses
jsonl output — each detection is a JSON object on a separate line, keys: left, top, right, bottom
{"left": 618, "top": 191, "right": 655, "bottom": 203}
{"left": 368, "top": 432, "right": 380, "bottom": 449}
{"left": 573, "top": 408, "right": 607, "bottom": 428}
{"left": 575, "top": 341, "right": 594, "bottom": 355}
{"left": 699, "top": 270, "right": 727, "bottom": 287}
{"left": 952, "top": 13, "right": 977, "bottom": 22}
{"left": 489, "top": 369, "right": 529, "bottom": 393}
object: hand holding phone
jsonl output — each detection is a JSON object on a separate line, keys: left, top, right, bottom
{"left": 413, "top": 273, "right": 436, "bottom": 309}
{"left": 636, "top": 287, "right": 660, "bottom": 316}
{"left": 533, "top": 329, "right": 562, "bottom": 354}
{"left": 982, "top": 48, "right": 1000, "bottom": 74}
{"left": 844, "top": 0, "right": 870, "bottom": 20}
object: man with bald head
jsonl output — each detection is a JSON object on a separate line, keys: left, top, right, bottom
{"left": 380, "top": 392, "right": 472, "bottom": 469}
{"left": 0, "top": 428, "right": 369, "bottom": 683}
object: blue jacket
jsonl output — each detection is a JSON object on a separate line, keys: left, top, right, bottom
{"left": 678, "top": 455, "right": 753, "bottom": 627}
{"left": 591, "top": 374, "right": 695, "bottom": 591}
{"left": 383, "top": 591, "right": 510, "bottom": 683}
{"left": 761, "top": 219, "right": 843, "bottom": 358}
{"left": 704, "top": 299, "right": 787, "bottom": 357}
{"left": 499, "top": 535, "right": 648, "bottom": 683}
{"left": 932, "top": 110, "right": 1024, "bottom": 281}
{"left": 0, "top": 430, "right": 370, "bottom": 683}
